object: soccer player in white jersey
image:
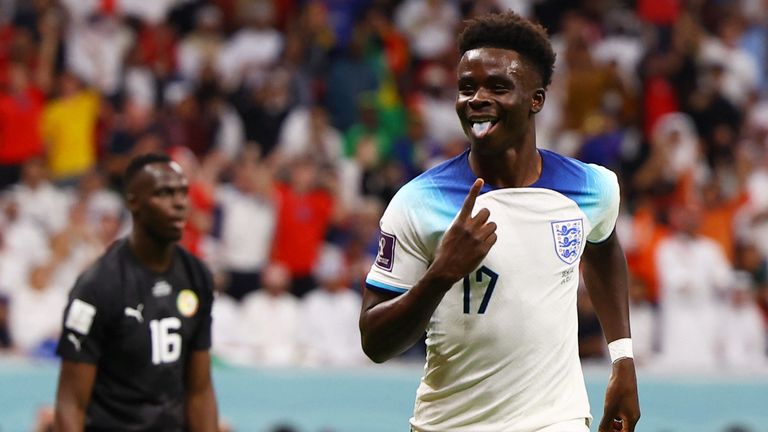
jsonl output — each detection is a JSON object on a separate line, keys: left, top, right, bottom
{"left": 359, "top": 11, "right": 640, "bottom": 432}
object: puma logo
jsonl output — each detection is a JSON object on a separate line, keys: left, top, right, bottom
{"left": 124, "top": 304, "right": 144, "bottom": 323}
{"left": 68, "top": 333, "right": 82, "bottom": 352}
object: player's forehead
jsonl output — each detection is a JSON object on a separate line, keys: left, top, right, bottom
{"left": 141, "top": 161, "right": 187, "bottom": 188}
{"left": 458, "top": 47, "right": 532, "bottom": 81}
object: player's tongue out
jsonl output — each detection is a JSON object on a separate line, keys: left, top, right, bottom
{"left": 471, "top": 121, "right": 494, "bottom": 138}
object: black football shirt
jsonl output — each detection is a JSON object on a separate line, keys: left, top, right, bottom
{"left": 56, "top": 239, "right": 214, "bottom": 431}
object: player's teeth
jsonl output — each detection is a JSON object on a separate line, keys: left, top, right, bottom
{"left": 472, "top": 121, "right": 492, "bottom": 135}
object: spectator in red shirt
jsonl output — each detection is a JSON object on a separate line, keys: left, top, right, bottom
{"left": 271, "top": 156, "right": 334, "bottom": 297}
{"left": 0, "top": 62, "right": 45, "bottom": 189}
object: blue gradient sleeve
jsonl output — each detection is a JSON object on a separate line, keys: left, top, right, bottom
{"left": 583, "top": 164, "right": 620, "bottom": 243}
{"left": 365, "top": 181, "right": 438, "bottom": 293}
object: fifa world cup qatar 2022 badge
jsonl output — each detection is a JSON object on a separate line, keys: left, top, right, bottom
{"left": 375, "top": 231, "right": 396, "bottom": 272}
{"left": 550, "top": 219, "right": 584, "bottom": 265}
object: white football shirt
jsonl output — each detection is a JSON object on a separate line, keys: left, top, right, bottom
{"left": 366, "top": 149, "right": 620, "bottom": 431}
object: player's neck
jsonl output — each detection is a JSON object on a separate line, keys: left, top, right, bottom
{"left": 128, "top": 230, "right": 176, "bottom": 273}
{"left": 468, "top": 141, "right": 541, "bottom": 188}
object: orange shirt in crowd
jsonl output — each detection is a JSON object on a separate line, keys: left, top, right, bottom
{"left": 626, "top": 205, "right": 669, "bottom": 304}
{"left": 698, "top": 192, "right": 749, "bottom": 263}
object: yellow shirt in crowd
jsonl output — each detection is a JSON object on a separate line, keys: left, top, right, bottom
{"left": 41, "top": 90, "right": 99, "bottom": 180}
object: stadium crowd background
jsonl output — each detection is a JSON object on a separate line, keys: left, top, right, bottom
{"left": 0, "top": 0, "right": 767, "bottom": 372}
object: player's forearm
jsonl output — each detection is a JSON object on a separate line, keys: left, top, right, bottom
{"left": 186, "top": 385, "right": 218, "bottom": 431}
{"left": 581, "top": 232, "right": 631, "bottom": 342}
{"left": 360, "top": 272, "right": 455, "bottom": 363}
{"left": 55, "top": 361, "right": 95, "bottom": 432}
{"left": 186, "top": 350, "right": 219, "bottom": 432}
{"left": 54, "top": 401, "right": 87, "bottom": 432}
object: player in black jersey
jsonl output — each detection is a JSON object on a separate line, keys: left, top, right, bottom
{"left": 54, "top": 153, "right": 218, "bottom": 431}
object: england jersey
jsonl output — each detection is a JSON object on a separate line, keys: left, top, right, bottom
{"left": 366, "top": 149, "right": 620, "bottom": 431}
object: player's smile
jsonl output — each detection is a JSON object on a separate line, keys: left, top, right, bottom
{"left": 456, "top": 47, "right": 544, "bottom": 153}
{"left": 467, "top": 114, "right": 499, "bottom": 139}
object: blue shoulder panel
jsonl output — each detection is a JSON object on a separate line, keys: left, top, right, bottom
{"left": 388, "top": 148, "right": 614, "bottom": 246}
{"left": 531, "top": 149, "right": 614, "bottom": 229}
{"left": 393, "top": 150, "right": 493, "bottom": 237}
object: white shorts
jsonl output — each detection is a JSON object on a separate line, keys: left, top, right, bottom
{"left": 410, "top": 418, "right": 591, "bottom": 432}
{"left": 537, "top": 418, "right": 590, "bottom": 432}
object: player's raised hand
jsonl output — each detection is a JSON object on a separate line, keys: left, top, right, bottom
{"left": 430, "top": 179, "right": 497, "bottom": 285}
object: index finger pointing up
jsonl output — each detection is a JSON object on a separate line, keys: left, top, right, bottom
{"left": 457, "top": 178, "right": 484, "bottom": 221}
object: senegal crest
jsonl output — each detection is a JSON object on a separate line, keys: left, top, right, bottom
{"left": 551, "top": 219, "right": 584, "bottom": 264}
{"left": 177, "top": 289, "right": 199, "bottom": 318}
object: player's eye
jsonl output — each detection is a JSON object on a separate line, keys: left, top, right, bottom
{"left": 458, "top": 86, "right": 475, "bottom": 96}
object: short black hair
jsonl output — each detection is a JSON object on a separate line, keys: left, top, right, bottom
{"left": 458, "top": 11, "right": 556, "bottom": 88}
{"left": 123, "top": 153, "right": 172, "bottom": 190}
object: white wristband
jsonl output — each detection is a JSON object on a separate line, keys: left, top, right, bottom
{"left": 608, "top": 338, "right": 633, "bottom": 364}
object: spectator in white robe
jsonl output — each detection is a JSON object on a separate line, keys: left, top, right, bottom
{"left": 240, "top": 262, "right": 301, "bottom": 367}
{"left": 210, "top": 273, "right": 248, "bottom": 365}
{"left": 216, "top": 1, "right": 283, "bottom": 90}
{"left": 274, "top": 105, "right": 343, "bottom": 165}
{"left": 656, "top": 200, "right": 734, "bottom": 370}
{"left": 0, "top": 193, "right": 50, "bottom": 297}
{"left": 63, "top": 12, "right": 133, "bottom": 96}
{"left": 628, "top": 274, "right": 658, "bottom": 367}
{"left": 11, "top": 158, "right": 69, "bottom": 235}
{"left": 394, "top": 0, "right": 458, "bottom": 62}
{"left": 9, "top": 264, "right": 66, "bottom": 355}
{"left": 719, "top": 271, "right": 768, "bottom": 370}
{"left": 300, "top": 245, "right": 366, "bottom": 367}
{"left": 215, "top": 152, "right": 276, "bottom": 300}
{"left": 177, "top": 5, "right": 225, "bottom": 83}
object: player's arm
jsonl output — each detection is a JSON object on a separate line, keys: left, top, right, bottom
{"left": 54, "top": 361, "right": 97, "bottom": 431}
{"left": 582, "top": 231, "right": 640, "bottom": 432}
{"left": 55, "top": 273, "right": 109, "bottom": 432}
{"left": 360, "top": 179, "right": 497, "bottom": 363}
{"left": 185, "top": 350, "right": 218, "bottom": 432}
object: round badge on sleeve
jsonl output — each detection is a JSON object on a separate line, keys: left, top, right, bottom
{"left": 177, "top": 289, "right": 199, "bottom": 317}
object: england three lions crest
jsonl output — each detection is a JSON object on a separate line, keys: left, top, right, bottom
{"left": 551, "top": 219, "right": 584, "bottom": 264}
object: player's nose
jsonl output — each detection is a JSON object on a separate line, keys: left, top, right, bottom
{"left": 172, "top": 190, "right": 189, "bottom": 211}
{"left": 468, "top": 88, "right": 492, "bottom": 108}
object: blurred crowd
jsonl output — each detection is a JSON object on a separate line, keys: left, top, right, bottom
{"left": 0, "top": 0, "right": 766, "bottom": 372}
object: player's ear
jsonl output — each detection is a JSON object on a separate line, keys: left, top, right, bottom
{"left": 125, "top": 192, "right": 139, "bottom": 213}
{"left": 530, "top": 88, "right": 545, "bottom": 114}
